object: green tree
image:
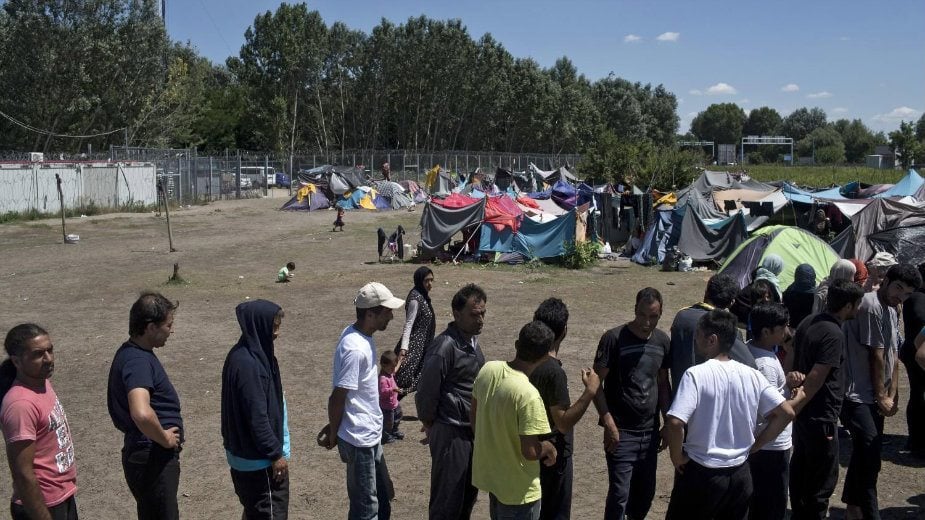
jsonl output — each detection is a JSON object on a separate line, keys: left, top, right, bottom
{"left": 797, "top": 126, "right": 845, "bottom": 164}
{"left": 743, "top": 107, "right": 782, "bottom": 136}
{"left": 691, "top": 103, "right": 747, "bottom": 145}
{"left": 833, "top": 119, "right": 881, "bottom": 164}
{"left": 781, "top": 107, "right": 827, "bottom": 142}
{"left": 916, "top": 113, "right": 925, "bottom": 142}
{"left": 890, "top": 121, "right": 924, "bottom": 170}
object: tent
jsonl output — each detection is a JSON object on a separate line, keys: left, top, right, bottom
{"left": 718, "top": 225, "right": 841, "bottom": 290}
{"left": 279, "top": 183, "right": 331, "bottom": 211}
{"left": 834, "top": 196, "right": 925, "bottom": 262}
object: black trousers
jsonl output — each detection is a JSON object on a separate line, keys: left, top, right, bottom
{"left": 122, "top": 443, "right": 180, "bottom": 520}
{"left": 841, "top": 401, "right": 884, "bottom": 520}
{"left": 748, "top": 449, "right": 789, "bottom": 520}
{"left": 538, "top": 452, "right": 572, "bottom": 520}
{"left": 230, "top": 466, "right": 289, "bottom": 519}
{"left": 900, "top": 346, "right": 925, "bottom": 453}
{"left": 427, "top": 422, "right": 477, "bottom": 520}
{"left": 10, "top": 495, "right": 78, "bottom": 520}
{"left": 789, "top": 419, "right": 839, "bottom": 520}
{"left": 666, "top": 460, "right": 752, "bottom": 520}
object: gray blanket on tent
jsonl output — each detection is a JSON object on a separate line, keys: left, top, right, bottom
{"left": 420, "top": 200, "right": 486, "bottom": 254}
{"left": 678, "top": 211, "right": 748, "bottom": 263}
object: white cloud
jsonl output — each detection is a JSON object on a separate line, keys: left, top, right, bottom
{"left": 832, "top": 107, "right": 849, "bottom": 115}
{"left": 781, "top": 83, "right": 799, "bottom": 93}
{"left": 807, "top": 91, "right": 832, "bottom": 99}
{"left": 706, "top": 82, "right": 737, "bottom": 95}
{"left": 872, "top": 106, "right": 922, "bottom": 123}
{"left": 689, "top": 89, "right": 702, "bottom": 96}
{"left": 624, "top": 34, "right": 642, "bottom": 43}
{"left": 656, "top": 32, "right": 680, "bottom": 42}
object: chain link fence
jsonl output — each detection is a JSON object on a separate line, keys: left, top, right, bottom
{"left": 109, "top": 147, "right": 582, "bottom": 204}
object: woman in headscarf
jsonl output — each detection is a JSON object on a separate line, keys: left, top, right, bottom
{"left": 221, "top": 299, "right": 290, "bottom": 519}
{"left": 813, "top": 259, "right": 856, "bottom": 314}
{"left": 850, "top": 259, "right": 869, "bottom": 287}
{"left": 783, "top": 263, "right": 817, "bottom": 327}
{"left": 753, "top": 254, "right": 785, "bottom": 301}
{"left": 393, "top": 266, "right": 436, "bottom": 393}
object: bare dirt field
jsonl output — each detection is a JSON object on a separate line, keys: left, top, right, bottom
{"left": 1, "top": 194, "right": 922, "bottom": 519}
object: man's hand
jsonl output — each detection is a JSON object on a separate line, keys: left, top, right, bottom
{"left": 786, "top": 371, "right": 806, "bottom": 389}
{"left": 658, "top": 427, "right": 668, "bottom": 452}
{"left": 602, "top": 419, "right": 620, "bottom": 453}
{"left": 539, "top": 440, "right": 557, "bottom": 467}
{"left": 581, "top": 368, "right": 600, "bottom": 396}
{"left": 271, "top": 457, "right": 289, "bottom": 483}
{"left": 161, "top": 426, "right": 181, "bottom": 450}
{"left": 318, "top": 424, "right": 337, "bottom": 450}
{"left": 877, "top": 396, "right": 894, "bottom": 416}
{"left": 671, "top": 450, "right": 690, "bottom": 474}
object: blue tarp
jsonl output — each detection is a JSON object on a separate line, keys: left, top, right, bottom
{"left": 875, "top": 169, "right": 922, "bottom": 198}
{"left": 551, "top": 180, "right": 577, "bottom": 210}
{"left": 513, "top": 210, "right": 577, "bottom": 259}
{"left": 782, "top": 182, "right": 846, "bottom": 204}
{"left": 478, "top": 223, "right": 515, "bottom": 253}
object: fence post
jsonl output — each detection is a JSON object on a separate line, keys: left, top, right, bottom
{"left": 265, "top": 155, "right": 270, "bottom": 197}
{"left": 236, "top": 155, "right": 242, "bottom": 199}
{"left": 209, "top": 157, "right": 214, "bottom": 201}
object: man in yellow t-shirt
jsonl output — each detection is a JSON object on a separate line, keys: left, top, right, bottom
{"left": 472, "top": 321, "right": 558, "bottom": 518}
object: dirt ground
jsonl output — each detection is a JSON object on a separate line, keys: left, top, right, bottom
{"left": 0, "top": 193, "right": 922, "bottom": 519}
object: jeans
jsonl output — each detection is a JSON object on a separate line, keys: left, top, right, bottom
{"left": 666, "top": 460, "right": 752, "bottom": 520}
{"left": 789, "top": 419, "right": 839, "bottom": 520}
{"left": 382, "top": 405, "right": 402, "bottom": 440}
{"left": 11, "top": 495, "right": 78, "bottom": 520}
{"left": 230, "top": 466, "right": 289, "bottom": 519}
{"left": 337, "top": 441, "right": 392, "bottom": 520}
{"left": 488, "top": 494, "right": 541, "bottom": 520}
{"left": 538, "top": 451, "right": 572, "bottom": 520}
{"left": 748, "top": 449, "right": 789, "bottom": 520}
{"left": 604, "top": 429, "right": 659, "bottom": 520}
{"left": 841, "top": 401, "right": 884, "bottom": 520}
{"left": 121, "top": 443, "right": 180, "bottom": 520}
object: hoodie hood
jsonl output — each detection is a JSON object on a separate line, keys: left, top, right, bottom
{"left": 235, "top": 299, "right": 282, "bottom": 364}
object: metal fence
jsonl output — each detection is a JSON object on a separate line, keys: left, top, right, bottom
{"left": 109, "top": 146, "right": 582, "bottom": 204}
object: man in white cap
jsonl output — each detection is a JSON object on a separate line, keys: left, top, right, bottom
{"left": 864, "top": 252, "right": 898, "bottom": 292}
{"left": 322, "top": 282, "right": 404, "bottom": 520}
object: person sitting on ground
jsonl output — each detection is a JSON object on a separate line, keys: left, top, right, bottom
{"left": 277, "top": 262, "right": 295, "bottom": 283}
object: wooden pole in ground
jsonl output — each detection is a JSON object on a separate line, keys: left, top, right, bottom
{"left": 157, "top": 179, "right": 177, "bottom": 252}
{"left": 54, "top": 174, "right": 67, "bottom": 243}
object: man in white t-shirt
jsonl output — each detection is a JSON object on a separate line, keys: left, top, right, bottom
{"left": 664, "top": 309, "right": 795, "bottom": 519}
{"left": 321, "top": 282, "right": 404, "bottom": 520}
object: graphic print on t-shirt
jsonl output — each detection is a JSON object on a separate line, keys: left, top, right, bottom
{"left": 49, "top": 398, "right": 75, "bottom": 474}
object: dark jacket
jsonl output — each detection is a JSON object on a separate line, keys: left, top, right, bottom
{"left": 415, "top": 322, "right": 485, "bottom": 429}
{"left": 221, "top": 299, "right": 285, "bottom": 461}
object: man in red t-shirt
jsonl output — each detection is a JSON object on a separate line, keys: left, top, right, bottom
{"left": 1, "top": 323, "right": 78, "bottom": 520}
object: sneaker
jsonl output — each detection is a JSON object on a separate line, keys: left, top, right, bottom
{"left": 393, "top": 431, "right": 405, "bottom": 440}
{"left": 382, "top": 434, "right": 396, "bottom": 445}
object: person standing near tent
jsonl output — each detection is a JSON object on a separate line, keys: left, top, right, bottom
{"left": 416, "top": 284, "right": 487, "bottom": 520}
{"left": 321, "top": 282, "right": 405, "bottom": 520}
{"left": 221, "top": 300, "right": 290, "bottom": 519}
{"left": 753, "top": 254, "right": 785, "bottom": 301}
{"left": 813, "top": 259, "right": 856, "bottom": 315}
{"left": 529, "top": 297, "right": 599, "bottom": 520}
{"left": 863, "top": 252, "right": 898, "bottom": 293}
{"left": 900, "top": 262, "right": 925, "bottom": 457}
{"left": 107, "top": 292, "right": 183, "bottom": 520}
{"left": 593, "top": 287, "right": 671, "bottom": 520}
{"left": 840, "top": 264, "right": 921, "bottom": 520}
{"left": 381, "top": 162, "right": 391, "bottom": 182}
{"left": 669, "top": 273, "right": 757, "bottom": 395}
{"left": 394, "top": 267, "right": 437, "bottom": 394}
{"left": 1, "top": 324, "right": 79, "bottom": 520}
{"left": 783, "top": 264, "right": 817, "bottom": 328}
{"left": 788, "top": 279, "right": 864, "bottom": 520}
{"left": 333, "top": 207, "right": 345, "bottom": 232}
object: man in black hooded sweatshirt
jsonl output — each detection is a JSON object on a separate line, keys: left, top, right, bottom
{"left": 221, "top": 300, "right": 290, "bottom": 519}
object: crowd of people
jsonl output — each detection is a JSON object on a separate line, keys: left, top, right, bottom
{"left": 3, "top": 256, "right": 925, "bottom": 519}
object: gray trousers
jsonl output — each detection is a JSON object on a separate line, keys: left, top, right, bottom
{"left": 428, "top": 421, "right": 478, "bottom": 520}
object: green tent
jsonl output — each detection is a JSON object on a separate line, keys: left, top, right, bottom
{"left": 718, "top": 225, "right": 840, "bottom": 290}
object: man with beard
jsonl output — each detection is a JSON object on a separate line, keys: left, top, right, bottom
{"left": 416, "top": 284, "right": 487, "bottom": 520}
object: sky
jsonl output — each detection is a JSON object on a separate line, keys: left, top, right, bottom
{"left": 167, "top": 0, "right": 925, "bottom": 135}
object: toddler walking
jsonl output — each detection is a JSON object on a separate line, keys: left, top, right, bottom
{"left": 333, "top": 207, "right": 345, "bottom": 232}
{"left": 379, "top": 351, "right": 404, "bottom": 443}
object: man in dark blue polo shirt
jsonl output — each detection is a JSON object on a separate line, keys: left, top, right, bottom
{"left": 107, "top": 292, "right": 183, "bottom": 520}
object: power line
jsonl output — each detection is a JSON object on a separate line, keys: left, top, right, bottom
{"left": 0, "top": 107, "right": 126, "bottom": 139}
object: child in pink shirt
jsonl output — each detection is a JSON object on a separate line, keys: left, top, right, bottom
{"left": 379, "top": 351, "right": 403, "bottom": 443}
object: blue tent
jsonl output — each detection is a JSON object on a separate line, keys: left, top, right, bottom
{"left": 477, "top": 211, "right": 577, "bottom": 260}
{"left": 875, "top": 169, "right": 922, "bottom": 198}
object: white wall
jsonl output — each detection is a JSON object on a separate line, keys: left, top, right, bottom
{"left": 0, "top": 163, "right": 157, "bottom": 213}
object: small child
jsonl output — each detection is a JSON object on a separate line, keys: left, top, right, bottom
{"left": 333, "top": 207, "right": 345, "bottom": 232}
{"left": 277, "top": 261, "right": 295, "bottom": 283}
{"left": 379, "top": 351, "right": 404, "bottom": 443}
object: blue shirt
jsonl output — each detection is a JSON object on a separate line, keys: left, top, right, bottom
{"left": 107, "top": 341, "right": 183, "bottom": 447}
{"left": 226, "top": 397, "right": 291, "bottom": 471}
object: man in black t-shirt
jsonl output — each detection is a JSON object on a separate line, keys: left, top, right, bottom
{"left": 593, "top": 288, "right": 671, "bottom": 520}
{"left": 789, "top": 279, "right": 864, "bottom": 520}
{"left": 107, "top": 292, "right": 183, "bottom": 520}
{"left": 529, "top": 298, "right": 599, "bottom": 520}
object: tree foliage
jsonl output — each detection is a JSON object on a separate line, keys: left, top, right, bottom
{"left": 890, "top": 121, "right": 924, "bottom": 170}
{"left": 691, "top": 103, "right": 746, "bottom": 145}
{"left": 781, "top": 107, "right": 828, "bottom": 142}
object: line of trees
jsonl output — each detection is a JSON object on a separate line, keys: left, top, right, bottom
{"left": 686, "top": 103, "right": 925, "bottom": 169}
